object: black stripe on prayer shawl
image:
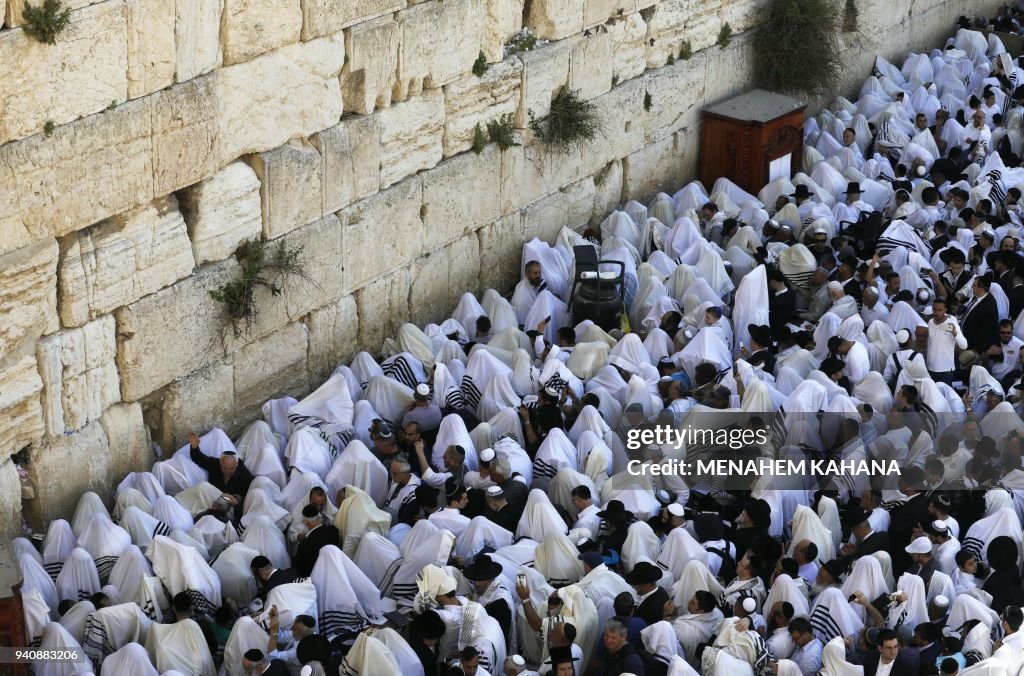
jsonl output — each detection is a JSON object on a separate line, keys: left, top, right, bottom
{"left": 462, "top": 377, "right": 482, "bottom": 414}
{"left": 444, "top": 388, "right": 465, "bottom": 411}
{"left": 544, "top": 373, "right": 568, "bottom": 394}
{"left": 809, "top": 603, "right": 844, "bottom": 642}
{"left": 771, "top": 409, "right": 789, "bottom": 450}
{"left": 154, "top": 521, "right": 171, "bottom": 539}
{"left": 751, "top": 630, "right": 770, "bottom": 673}
{"left": 28, "top": 636, "right": 41, "bottom": 648}
{"left": 961, "top": 536, "right": 984, "bottom": 559}
{"left": 532, "top": 459, "right": 559, "bottom": 481}
{"left": 319, "top": 609, "right": 368, "bottom": 639}
{"left": 141, "top": 594, "right": 159, "bottom": 622}
{"left": 184, "top": 588, "right": 217, "bottom": 617}
{"left": 94, "top": 556, "right": 118, "bottom": 582}
{"left": 390, "top": 582, "right": 419, "bottom": 600}
{"left": 988, "top": 170, "right": 1007, "bottom": 207}
{"left": 44, "top": 562, "right": 62, "bottom": 580}
{"left": 82, "top": 614, "right": 110, "bottom": 665}
{"left": 378, "top": 559, "right": 401, "bottom": 598}
{"left": 382, "top": 355, "right": 419, "bottom": 390}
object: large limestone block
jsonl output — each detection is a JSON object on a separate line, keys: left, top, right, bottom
{"left": 421, "top": 147, "right": 501, "bottom": 248}
{"left": 499, "top": 143, "right": 583, "bottom": 216}
{"left": 0, "top": 2, "right": 128, "bottom": 146}
{"left": 100, "top": 402, "right": 152, "bottom": 477}
{"left": 232, "top": 322, "right": 310, "bottom": 417}
{"left": 483, "top": 0, "right": 525, "bottom": 62}
{"left": 584, "top": 0, "right": 636, "bottom": 27}
{"left": 152, "top": 76, "right": 220, "bottom": 196}
{"left": 251, "top": 140, "right": 323, "bottom": 240}
{"left": 443, "top": 60, "right": 523, "bottom": 156}
{"left": 355, "top": 268, "right": 411, "bottom": 354}
{"left": 580, "top": 76, "right": 646, "bottom": 173}
{"left": 0, "top": 458, "right": 22, "bottom": 591}
{"left": 644, "top": 0, "right": 738, "bottom": 67}
{"left": 703, "top": 30, "right": 756, "bottom": 107}
{"left": 305, "top": 294, "right": 359, "bottom": 383}
{"left": 4, "top": 0, "right": 103, "bottom": 27}
{"left": 521, "top": 178, "right": 596, "bottom": 243}
{"left": 477, "top": 214, "right": 524, "bottom": 294}
{"left": 526, "top": 0, "right": 584, "bottom": 40}
{"left": 396, "top": 0, "right": 484, "bottom": 100}
{"left": 342, "top": 177, "right": 423, "bottom": 291}
{"left": 568, "top": 30, "right": 614, "bottom": 100}
{"left": 621, "top": 132, "right": 688, "bottom": 205}
{"left": 37, "top": 316, "right": 120, "bottom": 436}
{"left": 378, "top": 90, "right": 445, "bottom": 189}
{"left": 314, "top": 115, "right": 382, "bottom": 215}
{"left": 216, "top": 32, "right": 345, "bottom": 164}
{"left": 126, "top": 0, "right": 175, "bottom": 98}
{"left": 591, "top": 159, "right": 624, "bottom": 225}
{"left": 608, "top": 12, "right": 647, "bottom": 82}
{"left": 0, "top": 355, "right": 45, "bottom": 454}
{"left": 0, "top": 239, "right": 58, "bottom": 362}
{"left": 342, "top": 15, "right": 399, "bottom": 115}
{"left": 0, "top": 98, "right": 154, "bottom": 255}
{"left": 58, "top": 197, "right": 196, "bottom": 327}
{"left": 641, "top": 53, "right": 708, "bottom": 143}
{"left": 301, "top": 0, "right": 404, "bottom": 40}
{"left": 179, "top": 162, "right": 264, "bottom": 265}
{"left": 446, "top": 234, "right": 481, "bottom": 309}
{"left": 175, "top": 0, "right": 223, "bottom": 81}
{"left": 156, "top": 361, "right": 234, "bottom": 452}
{"left": 116, "top": 259, "right": 240, "bottom": 402}
{"left": 409, "top": 250, "right": 451, "bottom": 327}
{"left": 26, "top": 421, "right": 110, "bottom": 525}
{"left": 222, "top": 0, "right": 303, "bottom": 65}
{"left": 515, "top": 40, "right": 571, "bottom": 128}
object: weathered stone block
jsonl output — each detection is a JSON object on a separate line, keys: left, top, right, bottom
{"left": 355, "top": 268, "right": 411, "bottom": 354}
{"left": 483, "top": 0, "right": 525, "bottom": 62}
{"left": 446, "top": 234, "right": 481, "bottom": 309}
{"left": 0, "top": 98, "right": 154, "bottom": 255}
{"left": 0, "top": 2, "right": 128, "bottom": 146}
{"left": 568, "top": 30, "right": 614, "bottom": 100}
{"left": 584, "top": 0, "right": 633, "bottom": 27}
{"left": 0, "top": 355, "right": 44, "bottom": 454}
{"left": 37, "top": 316, "right": 120, "bottom": 436}
{"left": 152, "top": 75, "right": 220, "bottom": 196}
{"left": 250, "top": 140, "right": 323, "bottom": 240}
{"left": 233, "top": 322, "right": 310, "bottom": 418}
{"left": 4, "top": 0, "right": 103, "bottom": 27}
{"left": 26, "top": 421, "right": 110, "bottom": 525}
{"left": 216, "top": 32, "right": 345, "bottom": 164}
{"left": 478, "top": 214, "right": 524, "bottom": 294}
{"left": 222, "top": 0, "right": 302, "bottom": 65}
{"left": 396, "top": 0, "right": 484, "bottom": 100}
{"left": 175, "top": 0, "right": 223, "bottom": 81}
{"left": 0, "top": 239, "right": 58, "bottom": 362}
{"left": 126, "top": 0, "right": 175, "bottom": 98}
{"left": 592, "top": 159, "right": 624, "bottom": 224}
{"left": 409, "top": 251, "right": 450, "bottom": 326}
{"left": 0, "top": 458, "right": 22, "bottom": 591}
{"left": 522, "top": 178, "right": 596, "bottom": 243}
{"left": 443, "top": 59, "right": 522, "bottom": 156}
{"left": 582, "top": 76, "right": 646, "bottom": 172}
{"left": 621, "top": 132, "right": 687, "bottom": 205}
{"left": 608, "top": 12, "right": 647, "bottom": 82}
{"left": 314, "top": 115, "right": 383, "bottom": 215}
{"left": 179, "top": 162, "right": 263, "bottom": 265}
{"left": 703, "top": 30, "right": 756, "bottom": 106}
{"left": 515, "top": 40, "right": 571, "bottom": 128}
{"left": 526, "top": 0, "right": 584, "bottom": 40}
{"left": 58, "top": 197, "right": 196, "bottom": 327}
{"left": 342, "top": 177, "right": 423, "bottom": 291}
{"left": 300, "top": 0, "right": 405, "bottom": 39}
{"left": 422, "top": 147, "right": 501, "bottom": 247}
{"left": 100, "top": 402, "right": 152, "bottom": 478}
{"left": 157, "top": 361, "right": 234, "bottom": 452}
{"left": 116, "top": 259, "right": 239, "bottom": 402}
{"left": 342, "top": 15, "right": 399, "bottom": 115}
{"left": 305, "top": 294, "right": 359, "bottom": 383}
{"left": 641, "top": 53, "right": 708, "bottom": 143}
{"left": 378, "top": 90, "right": 445, "bottom": 189}
{"left": 499, "top": 143, "right": 582, "bottom": 216}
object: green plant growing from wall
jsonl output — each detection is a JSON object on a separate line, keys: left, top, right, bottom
{"left": 611, "top": 74, "right": 620, "bottom": 86}
{"left": 666, "top": 53, "right": 675, "bottom": 65}
{"left": 43, "top": 120, "right": 55, "bottom": 137}
{"left": 21, "top": 0, "right": 71, "bottom": 45}
{"left": 843, "top": 0, "right": 858, "bottom": 32}
{"left": 472, "top": 51, "right": 488, "bottom": 77}
{"left": 718, "top": 23, "right": 732, "bottom": 48}
{"left": 754, "top": 0, "right": 842, "bottom": 99}
{"left": 679, "top": 41, "right": 693, "bottom": 60}
{"left": 472, "top": 123, "right": 487, "bottom": 154}
{"left": 486, "top": 114, "right": 520, "bottom": 151}
{"left": 209, "top": 239, "right": 311, "bottom": 337}
{"left": 644, "top": 91, "right": 653, "bottom": 112}
{"left": 529, "top": 86, "right": 602, "bottom": 153}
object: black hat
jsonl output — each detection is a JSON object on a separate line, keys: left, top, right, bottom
{"left": 821, "top": 559, "right": 846, "bottom": 581}
{"left": 744, "top": 498, "right": 771, "bottom": 529}
{"left": 820, "top": 357, "right": 845, "bottom": 376}
{"left": 838, "top": 253, "right": 859, "bottom": 269}
{"left": 412, "top": 610, "right": 446, "bottom": 639}
{"left": 842, "top": 182, "right": 862, "bottom": 195}
{"left": 546, "top": 646, "right": 580, "bottom": 666}
{"left": 747, "top": 324, "right": 773, "bottom": 348}
{"left": 842, "top": 506, "right": 871, "bottom": 529}
{"left": 462, "top": 554, "right": 503, "bottom": 582}
{"left": 624, "top": 561, "right": 663, "bottom": 585}
{"left": 596, "top": 499, "right": 629, "bottom": 520}
{"left": 939, "top": 247, "right": 966, "bottom": 265}
{"left": 693, "top": 513, "right": 724, "bottom": 542}
{"left": 790, "top": 185, "right": 814, "bottom": 199}
{"left": 243, "top": 649, "right": 265, "bottom": 662}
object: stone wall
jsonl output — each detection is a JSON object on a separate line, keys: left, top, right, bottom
{"left": 0, "top": 0, "right": 1001, "bottom": 587}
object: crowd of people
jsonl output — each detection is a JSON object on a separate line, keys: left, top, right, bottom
{"left": 14, "top": 18, "right": 1024, "bottom": 676}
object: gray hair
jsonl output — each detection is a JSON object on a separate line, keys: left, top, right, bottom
{"left": 391, "top": 458, "right": 412, "bottom": 474}
{"left": 604, "top": 618, "right": 628, "bottom": 637}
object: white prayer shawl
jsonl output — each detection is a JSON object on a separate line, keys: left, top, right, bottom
{"left": 257, "top": 580, "right": 318, "bottom": 632}
{"left": 119, "top": 506, "right": 171, "bottom": 551}
{"left": 335, "top": 483, "right": 391, "bottom": 557}
{"left": 56, "top": 547, "right": 102, "bottom": 601}
{"left": 240, "top": 514, "right": 290, "bottom": 570}
{"left": 97, "top": 642, "right": 158, "bottom": 676}
{"left": 284, "top": 426, "right": 334, "bottom": 478}
{"left": 516, "top": 488, "right": 569, "bottom": 542}
{"left": 810, "top": 587, "right": 863, "bottom": 643}
{"left": 531, "top": 429, "right": 578, "bottom": 491}
{"left": 549, "top": 467, "right": 599, "bottom": 521}
{"left": 113, "top": 488, "right": 154, "bottom": 522}
{"left": 311, "top": 545, "right": 384, "bottom": 639}
{"left": 56, "top": 600, "right": 95, "bottom": 646}
{"left": 885, "top": 573, "right": 929, "bottom": 631}
{"left": 842, "top": 555, "right": 890, "bottom": 603}
{"left": 189, "top": 514, "right": 239, "bottom": 559}
{"left": 732, "top": 265, "right": 770, "bottom": 354}
{"left": 288, "top": 372, "right": 354, "bottom": 435}
{"left": 107, "top": 545, "right": 150, "bottom": 607}
{"left": 510, "top": 348, "right": 540, "bottom": 397}
{"left": 326, "top": 439, "right": 388, "bottom": 506}
{"left": 962, "top": 503, "right": 1023, "bottom": 562}
{"left": 233, "top": 420, "right": 280, "bottom": 464}
{"left": 788, "top": 505, "right": 836, "bottom": 562}
{"left": 454, "top": 515, "right": 513, "bottom": 560}
{"left": 244, "top": 442, "right": 288, "bottom": 489}
{"left": 983, "top": 401, "right": 1024, "bottom": 440}
{"left": 174, "top": 481, "right": 225, "bottom": 518}
{"left": 145, "top": 619, "right": 215, "bottom": 676}
{"left": 390, "top": 521, "right": 456, "bottom": 601}
{"left": 209, "top": 542, "right": 258, "bottom": 608}
{"left": 341, "top": 631, "right": 403, "bottom": 676}
{"left": 763, "top": 573, "right": 810, "bottom": 619}
{"left": 35, "top": 622, "right": 93, "bottom": 676}
{"left": 22, "top": 587, "right": 50, "bottom": 647}
{"left": 820, "top": 636, "right": 863, "bottom": 676}
{"left": 433, "top": 413, "right": 479, "bottom": 472}
{"left": 71, "top": 492, "right": 109, "bottom": 539}
{"left": 673, "top": 609, "right": 724, "bottom": 660}
{"left": 534, "top": 531, "right": 584, "bottom": 586}
{"left": 643, "top": 619, "right": 684, "bottom": 667}
{"left": 152, "top": 453, "right": 206, "bottom": 496}
{"left": 948, "top": 592, "right": 1002, "bottom": 636}
{"left": 354, "top": 531, "right": 401, "bottom": 590}
{"left": 146, "top": 536, "right": 222, "bottom": 615}
{"left": 219, "top": 616, "right": 268, "bottom": 676}
{"left": 478, "top": 373, "right": 522, "bottom": 422}
{"left": 82, "top": 602, "right": 150, "bottom": 667}
{"left": 151, "top": 496, "right": 195, "bottom": 533}
{"left": 43, "top": 520, "right": 77, "bottom": 579}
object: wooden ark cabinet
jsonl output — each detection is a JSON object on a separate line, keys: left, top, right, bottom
{"left": 700, "top": 89, "right": 806, "bottom": 196}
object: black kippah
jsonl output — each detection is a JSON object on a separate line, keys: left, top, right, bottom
{"left": 244, "top": 649, "right": 264, "bottom": 661}
{"left": 301, "top": 504, "right": 321, "bottom": 519}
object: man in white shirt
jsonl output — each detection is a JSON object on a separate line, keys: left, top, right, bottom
{"left": 793, "top": 540, "right": 819, "bottom": 586}
{"left": 926, "top": 298, "right": 967, "bottom": 384}
{"left": 827, "top": 336, "right": 870, "bottom": 384}
{"left": 988, "top": 319, "right": 1024, "bottom": 385}
{"left": 860, "top": 286, "right": 890, "bottom": 326}
{"left": 963, "top": 108, "right": 993, "bottom": 162}
{"left": 428, "top": 479, "right": 471, "bottom": 538}
{"left": 571, "top": 486, "right": 601, "bottom": 537}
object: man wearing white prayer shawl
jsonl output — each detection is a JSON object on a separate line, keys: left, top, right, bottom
{"left": 669, "top": 589, "right": 724, "bottom": 661}
{"left": 700, "top": 616, "right": 769, "bottom": 676}
{"left": 56, "top": 547, "right": 101, "bottom": 602}
{"left": 334, "top": 484, "right": 390, "bottom": 558}
{"left": 82, "top": 602, "right": 151, "bottom": 668}
{"left": 146, "top": 535, "right": 222, "bottom": 617}
{"left": 34, "top": 622, "right": 94, "bottom": 676}
{"left": 341, "top": 631, "right": 404, "bottom": 676}
{"left": 98, "top": 642, "right": 159, "bottom": 676}
{"left": 145, "top": 616, "right": 216, "bottom": 676}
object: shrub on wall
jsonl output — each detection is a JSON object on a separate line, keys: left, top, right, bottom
{"left": 754, "top": 0, "right": 843, "bottom": 99}
{"left": 529, "top": 87, "right": 602, "bottom": 153}
{"left": 21, "top": 0, "right": 71, "bottom": 45}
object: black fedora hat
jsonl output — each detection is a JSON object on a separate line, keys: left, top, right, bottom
{"left": 939, "top": 247, "right": 966, "bottom": 265}
{"left": 747, "top": 324, "right": 773, "bottom": 347}
{"left": 744, "top": 498, "right": 771, "bottom": 529}
{"left": 841, "top": 181, "right": 862, "bottom": 195}
{"left": 842, "top": 506, "right": 871, "bottom": 529}
{"left": 821, "top": 558, "right": 846, "bottom": 581}
{"left": 546, "top": 645, "right": 580, "bottom": 665}
{"left": 412, "top": 610, "right": 446, "bottom": 639}
{"left": 624, "top": 561, "right": 663, "bottom": 585}
{"left": 462, "top": 554, "right": 503, "bottom": 582}
{"left": 790, "top": 185, "right": 814, "bottom": 199}
{"left": 596, "top": 499, "right": 630, "bottom": 520}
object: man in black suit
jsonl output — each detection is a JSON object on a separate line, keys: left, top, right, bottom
{"left": 961, "top": 276, "right": 1000, "bottom": 353}
{"left": 861, "top": 629, "right": 918, "bottom": 676}
{"left": 291, "top": 505, "right": 339, "bottom": 577}
{"left": 888, "top": 467, "right": 931, "bottom": 576}
{"left": 188, "top": 432, "right": 254, "bottom": 519}
{"left": 839, "top": 507, "right": 889, "bottom": 562}
{"left": 1007, "top": 264, "right": 1024, "bottom": 320}
{"left": 768, "top": 270, "right": 797, "bottom": 331}
{"left": 241, "top": 648, "right": 290, "bottom": 676}
{"left": 483, "top": 485, "right": 519, "bottom": 534}
{"left": 905, "top": 623, "right": 941, "bottom": 675}
{"left": 625, "top": 561, "right": 669, "bottom": 626}
{"left": 250, "top": 556, "right": 299, "bottom": 602}
{"left": 743, "top": 324, "right": 776, "bottom": 373}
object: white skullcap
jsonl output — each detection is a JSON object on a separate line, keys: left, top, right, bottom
{"left": 896, "top": 329, "right": 911, "bottom": 344}
{"left": 507, "top": 655, "right": 526, "bottom": 668}
{"left": 827, "top": 281, "right": 843, "bottom": 292}
{"left": 932, "top": 519, "right": 949, "bottom": 533}
{"left": 479, "top": 448, "right": 496, "bottom": 462}
{"left": 905, "top": 536, "right": 932, "bottom": 554}
{"left": 486, "top": 486, "right": 504, "bottom": 498}
{"left": 667, "top": 503, "right": 685, "bottom": 517}
{"left": 814, "top": 226, "right": 827, "bottom": 234}
{"left": 544, "top": 385, "right": 559, "bottom": 397}
{"left": 742, "top": 597, "right": 757, "bottom": 613}
{"left": 415, "top": 383, "right": 430, "bottom": 397}
{"left": 933, "top": 595, "right": 950, "bottom": 608}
